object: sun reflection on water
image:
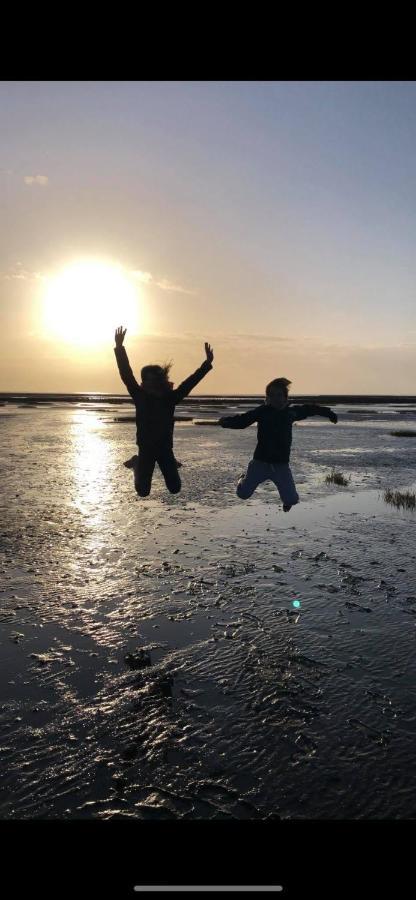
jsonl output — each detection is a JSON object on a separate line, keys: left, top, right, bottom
{"left": 70, "top": 410, "right": 111, "bottom": 520}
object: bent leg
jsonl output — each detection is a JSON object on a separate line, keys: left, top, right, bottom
{"left": 124, "top": 454, "right": 138, "bottom": 469}
{"left": 135, "top": 452, "right": 155, "bottom": 497}
{"left": 157, "top": 450, "right": 182, "bottom": 494}
{"left": 237, "top": 460, "right": 268, "bottom": 499}
{"left": 270, "top": 464, "right": 299, "bottom": 507}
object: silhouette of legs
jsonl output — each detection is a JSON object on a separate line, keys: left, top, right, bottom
{"left": 269, "top": 464, "right": 299, "bottom": 509}
{"left": 157, "top": 449, "right": 181, "bottom": 494}
{"left": 236, "top": 460, "right": 299, "bottom": 509}
{"left": 237, "top": 460, "right": 270, "bottom": 498}
{"left": 127, "top": 448, "right": 181, "bottom": 496}
{"left": 134, "top": 451, "right": 155, "bottom": 497}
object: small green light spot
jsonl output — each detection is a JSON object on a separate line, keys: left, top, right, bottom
{"left": 292, "top": 600, "right": 301, "bottom": 609}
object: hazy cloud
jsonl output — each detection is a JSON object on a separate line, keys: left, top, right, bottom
{"left": 130, "top": 269, "right": 196, "bottom": 295}
{"left": 24, "top": 175, "right": 49, "bottom": 186}
{"left": 154, "top": 278, "right": 196, "bottom": 295}
{"left": 130, "top": 270, "right": 153, "bottom": 284}
{"left": 129, "top": 332, "right": 416, "bottom": 354}
{"left": 227, "top": 333, "right": 294, "bottom": 343}
{"left": 0, "top": 264, "right": 44, "bottom": 282}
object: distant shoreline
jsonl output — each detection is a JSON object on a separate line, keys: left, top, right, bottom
{"left": 1, "top": 392, "right": 416, "bottom": 406}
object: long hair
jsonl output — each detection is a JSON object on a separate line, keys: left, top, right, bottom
{"left": 140, "top": 361, "right": 173, "bottom": 389}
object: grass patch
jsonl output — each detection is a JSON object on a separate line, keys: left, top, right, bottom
{"left": 325, "top": 468, "right": 350, "bottom": 486}
{"left": 383, "top": 489, "right": 416, "bottom": 510}
{"left": 390, "top": 430, "right": 416, "bottom": 437}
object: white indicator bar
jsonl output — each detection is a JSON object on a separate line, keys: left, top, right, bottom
{"left": 133, "top": 888, "right": 283, "bottom": 893}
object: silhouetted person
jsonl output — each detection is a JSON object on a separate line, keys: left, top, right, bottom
{"left": 219, "top": 377, "right": 337, "bottom": 511}
{"left": 114, "top": 326, "right": 213, "bottom": 496}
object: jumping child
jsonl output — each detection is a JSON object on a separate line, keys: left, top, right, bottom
{"left": 219, "top": 378, "right": 338, "bottom": 511}
{"left": 114, "top": 326, "right": 213, "bottom": 496}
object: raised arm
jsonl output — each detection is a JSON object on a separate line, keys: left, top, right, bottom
{"left": 219, "top": 406, "right": 261, "bottom": 429}
{"left": 290, "top": 404, "right": 338, "bottom": 423}
{"left": 113, "top": 326, "right": 141, "bottom": 399}
{"left": 172, "top": 342, "right": 214, "bottom": 403}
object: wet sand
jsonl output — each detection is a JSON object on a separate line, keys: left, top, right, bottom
{"left": 1, "top": 401, "right": 416, "bottom": 818}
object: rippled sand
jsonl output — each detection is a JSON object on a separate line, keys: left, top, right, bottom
{"left": 1, "top": 402, "right": 416, "bottom": 819}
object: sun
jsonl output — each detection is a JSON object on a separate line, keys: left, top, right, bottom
{"left": 43, "top": 259, "right": 139, "bottom": 346}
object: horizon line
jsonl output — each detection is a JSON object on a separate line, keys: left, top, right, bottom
{"left": 2, "top": 391, "right": 416, "bottom": 400}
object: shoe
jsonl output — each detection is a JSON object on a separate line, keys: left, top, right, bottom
{"left": 123, "top": 455, "right": 138, "bottom": 469}
{"left": 283, "top": 503, "right": 292, "bottom": 512}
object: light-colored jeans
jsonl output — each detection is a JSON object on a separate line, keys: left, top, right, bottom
{"left": 237, "top": 459, "right": 299, "bottom": 505}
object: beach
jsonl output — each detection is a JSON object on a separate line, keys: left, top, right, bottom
{"left": 1, "top": 396, "right": 416, "bottom": 819}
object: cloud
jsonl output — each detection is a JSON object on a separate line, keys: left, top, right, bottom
{"left": 130, "top": 270, "right": 153, "bottom": 284}
{"left": 227, "top": 333, "right": 294, "bottom": 343}
{"left": 24, "top": 175, "right": 49, "bottom": 186}
{"left": 154, "top": 278, "right": 196, "bottom": 295}
{"left": 1, "top": 260, "right": 193, "bottom": 295}
{"left": 130, "top": 269, "right": 196, "bottom": 295}
{"left": 0, "top": 264, "right": 44, "bottom": 282}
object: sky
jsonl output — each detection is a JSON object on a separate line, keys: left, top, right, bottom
{"left": 1, "top": 80, "right": 416, "bottom": 394}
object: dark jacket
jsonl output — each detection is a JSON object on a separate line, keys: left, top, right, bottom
{"left": 220, "top": 402, "right": 336, "bottom": 464}
{"left": 114, "top": 346, "right": 212, "bottom": 452}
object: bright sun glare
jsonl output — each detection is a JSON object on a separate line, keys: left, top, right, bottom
{"left": 43, "top": 260, "right": 139, "bottom": 346}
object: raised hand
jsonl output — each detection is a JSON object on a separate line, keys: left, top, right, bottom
{"left": 115, "top": 326, "right": 127, "bottom": 348}
{"left": 205, "top": 342, "right": 214, "bottom": 364}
